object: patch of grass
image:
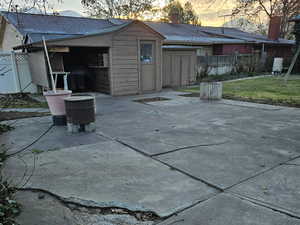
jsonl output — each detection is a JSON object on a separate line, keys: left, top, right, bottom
{"left": 0, "top": 124, "right": 14, "bottom": 135}
{"left": 179, "top": 76, "right": 300, "bottom": 107}
{"left": 31, "top": 149, "right": 44, "bottom": 154}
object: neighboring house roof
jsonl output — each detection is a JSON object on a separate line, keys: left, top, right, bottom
{"left": 0, "top": 11, "right": 295, "bottom": 47}
{"left": 145, "top": 21, "right": 294, "bottom": 45}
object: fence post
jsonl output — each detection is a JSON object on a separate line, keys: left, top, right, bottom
{"left": 10, "top": 51, "right": 21, "bottom": 93}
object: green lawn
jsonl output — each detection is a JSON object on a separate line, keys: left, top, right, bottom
{"left": 180, "top": 76, "right": 300, "bottom": 107}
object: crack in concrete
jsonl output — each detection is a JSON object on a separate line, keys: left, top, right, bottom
{"left": 284, "top": 163, "right": 300, "bottom": 166}
{"left": 150, "top": 141, "right": 230, "bottom": 157}
{"left": 111, "top": 137, "right": 225, "bottom": 193}
{"left": 96, "top": 131, "right": 224, "bottom": 192}
{"left": 96, "top": 131, "right": 300, "bottom": 221}
{"left": 19, "top": 188, "right": 161, "bottom": 222}
{"left": 152, "top": 193, "right": 220, "bottom": 225}
{"left": 229, "top": 192, "right": 300, "bottom": 220}
{"left": 223, "top": 154, "right": 300, "bottom": 191}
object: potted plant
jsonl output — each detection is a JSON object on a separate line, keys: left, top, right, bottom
{"left": 42, "top": 37, "right": 72, "bottom": 125}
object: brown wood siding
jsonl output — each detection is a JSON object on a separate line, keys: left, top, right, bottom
{"left": 111, "top": 22, "right": 163, "bottom": 96}
{"left": 0, "top": 22, "right": 23, "bottom": 51}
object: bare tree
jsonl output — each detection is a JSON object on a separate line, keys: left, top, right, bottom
{"left": 81, "top": 0, "right": 155, "bottom": 19}
{"left": 231, "top": 0, "right": 300, "bottom": 38}
{"left": 0, "top": 0, "right": 63, "bottom": 14}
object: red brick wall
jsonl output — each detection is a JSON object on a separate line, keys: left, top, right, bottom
{"left": 222, "top": 44, "right": 253, "bottom": 55}
{"left": 213, "top": 44, "right": 253, "bottom": 55}
{"left": 265, "top": 45, "right": 293, "bottom": 59}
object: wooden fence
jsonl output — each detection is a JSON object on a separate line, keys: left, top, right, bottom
{"left": 197, "top": 53, "right": 261, "bottom": 76}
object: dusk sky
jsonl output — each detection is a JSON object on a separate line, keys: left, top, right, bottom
{"left": 54, "top": 0, "right": 235, "bottom": 26}
{"left": 58, "top": 0, "right": 85, "bottom": 14}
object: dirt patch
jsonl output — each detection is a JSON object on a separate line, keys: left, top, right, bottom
{"left": 0, "top": 94, "right": 48, "bottom": 109}
{"left": 134, "top": 97, "right": 171, "bottom": 104}
{"left": 179, "top": 93, "right": 199, "bottom": 98}
{"left": 0, "top": 111, "right": 50, "bottom": 122}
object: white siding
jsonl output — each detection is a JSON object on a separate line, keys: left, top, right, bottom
{"left": 1, "top": 23, "right": 22, "bottom": 51}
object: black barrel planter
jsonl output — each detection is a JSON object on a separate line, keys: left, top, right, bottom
{"left": 64, "top": 96, "right": 96, "bottom": 132}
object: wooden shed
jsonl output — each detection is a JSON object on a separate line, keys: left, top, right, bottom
{"left": 16, "top": 20, "right": 165, "bottom": 96}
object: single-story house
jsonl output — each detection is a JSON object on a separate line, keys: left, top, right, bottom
{"left": 0, "top": 12, "right": 295, "bottom": 95}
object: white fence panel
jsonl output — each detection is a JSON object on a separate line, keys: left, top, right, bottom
{"left": 15, "top": 52, "right": 37, "bottom": 93}
{"left": 0, "top": 52, "right": 37, "bottom": 94}
{"left": 0, "top": 53, "right": 16, "bottom": 93}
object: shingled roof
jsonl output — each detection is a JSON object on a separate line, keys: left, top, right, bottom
{"left": 0, "top": 11, "right": 124, "bottom": 43}
{"left": 145, "top": 21, "right": 294, "bottom": 45}
{"left": 0, "top": 11, "right": 295, "bottom": 46}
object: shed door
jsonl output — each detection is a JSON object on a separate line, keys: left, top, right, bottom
{"left": 140, "top": 41, "right": 156, "bottom": 92}
{"left": 181, "top": 55, "right": 191, "bottom": 86}
{"left": 163, "top": 51, "right": 195, "bottom": 87}
{"left": 171, "top": 55, "right": 181, "bottom": 86}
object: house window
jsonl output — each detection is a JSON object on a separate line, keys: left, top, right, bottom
{"left": 140, "top": 43, "right": 153, "bottom": 64}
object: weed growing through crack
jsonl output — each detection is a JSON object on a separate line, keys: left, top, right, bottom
{"left": 31, "top": 149, "right": 44, "bottom": 154}
{"left": 0, "top": 124, "right": 14, "bottom": 135}
{"left": 0, "top": 145, "right": 21, "bottom": 225}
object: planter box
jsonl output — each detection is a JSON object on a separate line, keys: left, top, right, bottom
{"left": 200, "top": 82, "right": 223, "bottom": 100}
{"left": 44, "top": 90, "right": 72, "bottom": 116}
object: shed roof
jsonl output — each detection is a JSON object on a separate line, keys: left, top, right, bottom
{"left": 0, "top": 11, "right": 295, "bottom": 46}
{"left": 1, "top": 11, "right": 115, "bottom": 43}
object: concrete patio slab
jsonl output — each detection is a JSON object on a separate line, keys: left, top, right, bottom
{"left": 159, "top": 193, "right": 300, "bottom": 225}
{"left": 96, "top": 110, "right": 178, "bottom": 138}
{"left": 4, "top": 141, "right": 217, "bottom": 217}
{"left": 229, "top": 160, "right": 300, "bottom": 216}
{"left": 155, "top": 135, "right": 300, "bottom": 189}
{"left": 1, "top": 116, "right": 108, "bottom": 155}
{"left": 2, "top": 91, "right": 300, "bottom": 224}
